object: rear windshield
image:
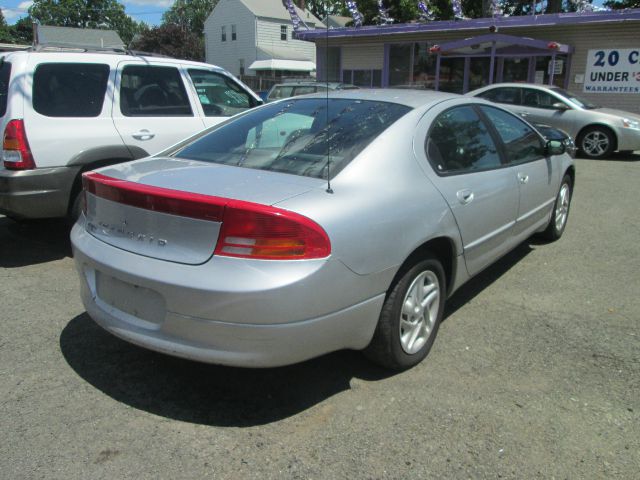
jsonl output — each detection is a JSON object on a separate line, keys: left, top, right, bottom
{"left": 33, "top": 63, "right": 109, "bottom": 117}
{"left": 0, "top": 61, "right": 11, "bottom": 117}
{"left": 174, "top": 98, "right": 412, "bottom": 179}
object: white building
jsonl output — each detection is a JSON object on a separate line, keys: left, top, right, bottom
{"left": 204, "top": 0, "right": 323, "bottom": 78}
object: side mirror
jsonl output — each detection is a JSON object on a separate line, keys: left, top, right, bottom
{"left": 546, "top": 139, "right": 566, "bottom": 156}
{"left": 552, "top": 102, "right": 569, "bottom": 111}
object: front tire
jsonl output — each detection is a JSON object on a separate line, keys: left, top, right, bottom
{"left": 578, "top": 126, "right": 615, "bottom": 159}
{"left": 541, "top": 174, "right": 572, "bottom": 241}
{"left": 364, "top": 257, "right": 445, "bottom": 370}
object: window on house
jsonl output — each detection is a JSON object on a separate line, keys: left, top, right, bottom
{"left": 221, "top": 26, "right": 226, "bottom": 42}
{"left": 232, "top": 24, "right": 236, "bottom": 41}
{"left": 280, "top": 25, "right": 287, "bottom": 41}
{"left": 239, "top": 59, "right": 245, "bottom": 76}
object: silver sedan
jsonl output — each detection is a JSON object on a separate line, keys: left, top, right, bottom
{"left": 467, "top": 83, "right": 640, "bottom": 159}
{"left": 71, "top": 90, "right": 574, "bottom": 370}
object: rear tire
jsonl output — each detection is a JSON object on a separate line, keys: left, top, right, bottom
{"left": 68, "top": 190, "right": 84, "bottom": 225}
{"left": 540, "top": 174, "right": 572, "bottom": 241}
{"left": 364, "top": 256, "right": 445, "bottom": 370}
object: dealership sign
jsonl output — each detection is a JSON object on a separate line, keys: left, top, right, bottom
{"left": 584, "top": 48, "right": 640, "bottom": 94}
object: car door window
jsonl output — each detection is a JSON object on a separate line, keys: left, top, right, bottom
{"left": 426, "top": 106, "right": 502, "bottom": 174}
{"left": 521, "top": 88, "right": 558, "bottom": 110}
{"left": 33, "top": 63, "right": 110, "bottom": 117}
{"left": 480, "top": 106, "right": 545, "bottom": 164}
{"left": 120, "top": 65, "right": 192, "bottom": 117}
{"left": 187, "top": 69, "right": 254, "bottom": 117}
{"left": 478, "top": 87, "right": 521, "bottom": 105}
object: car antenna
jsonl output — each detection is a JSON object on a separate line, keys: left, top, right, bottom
{"left": 324, "top": 0, "right": 333, "bottom": 194}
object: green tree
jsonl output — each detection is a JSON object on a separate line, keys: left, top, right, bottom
{"left": 129, "top": 23, "right": 204, "bottom": 61}
{"left": 162, "top": 0, "right": 218, "bottom": 37}
{"left": 4, "top": 16, "right": 35, "bottom": 44}
{"left": 28, "top": 0, "right": 146, "bottom": 44}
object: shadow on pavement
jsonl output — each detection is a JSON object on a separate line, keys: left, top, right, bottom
{"left": 577, "top": 151, "right": 640, "bottom": 162}
{"left": 60, "top": 314, "right": 395, "bottom": 427}
{"left": 60, "top": 241, "right": 536, "bottom": 427}
{"left": 444, "top": 241, "right": 533, "bottom": 319}
{"left": 0, "top": 216, "right": 71, "bottom": 267}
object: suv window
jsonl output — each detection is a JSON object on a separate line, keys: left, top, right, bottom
{"left": 0, "top": 61, "right": 11, "bottom": 117}
{"left": 478, "top": 87, "right": 521, "bottom": 105}
{"left": 426, "top": 106, "right": 501, "bottom": 174}
{"left": 33, "top": 63, "right": 109, "bottom": 117}
{"left": 521, "top": 88, "right": 558, "bottom": 109}
{"left": 120, "top": 65, "right": 192, "bottom": 117}
{"left": 187, "top": 69, "right": 253, "bottom": 117}
{"left": 480, "top": 106, "right": 545, "bottom": 164}
{"left": 174, "top": 98, "right": 411, "bottom": 180}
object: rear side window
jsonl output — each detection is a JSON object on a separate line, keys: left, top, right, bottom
{"left": 33, "top": 63, "right": 109, "bottom": 117}
{"left": 426, "top": 106, "right": 501, "bottom": 174}
{"left": 174, "top": 98, "right": 411, "bottom": 180}
{"left": 120, "top": 65, "right": 192, "bottom": 117}
{"left": 521, "top": 88, "right": 558, "bottom": 109}
{"left": 187, "top": 69, "right": 254, "bottom": 117}
{"left": 479, "top": 87, "right": 521, "bottom": 105}
{"left": 0, "top": 61, "right": 11, "bottom": 117}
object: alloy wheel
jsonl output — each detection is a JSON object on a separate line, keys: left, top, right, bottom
{"left": 399, "top": 270, "right": 440, "bottom": 355}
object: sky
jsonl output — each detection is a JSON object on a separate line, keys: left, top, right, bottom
{"left": 1, "top": 0, "right": 171, "bottom": 26}
{"left": 1, "top": 0, "right": 610, "bottom": 28}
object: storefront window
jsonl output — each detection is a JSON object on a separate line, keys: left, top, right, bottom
{"left": 439, "top": 58, "right": 465, "bottom": 93}
{"left": 413, "top": 43, "right": 436, "bottom": 89}
{"left": 389, "top": 44, "right": 412, "bottom": 86}
{"left": 502, "top": 57, "right": 530, "bottom": 83}
{"left": 388, "top": 43, "right": 436, "bottom": 88}
{"left": 468, "top": 57, "right": 492, "bottom": 91}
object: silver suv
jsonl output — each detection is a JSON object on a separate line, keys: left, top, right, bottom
{"left": 0, "top": 50, "right": 261, "bottom": 220}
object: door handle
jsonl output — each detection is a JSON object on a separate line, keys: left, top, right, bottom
{"left": 132, "top": 129, "right": 155, "bottom": 141}
{"left": 456, "top": 189, "right": 474, "bottom": 205}
{"left": 518, "top": 173, "right": 529, "bottom": 184}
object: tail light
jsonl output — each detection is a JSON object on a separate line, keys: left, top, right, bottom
{"left": 83, "top": 172, "right": 331, "bottom": 260}
{"left": 214, "top": 202, "right": 330, "bottom": 260}
{"left": 3, "top": 119, "right": 36, "bottom": 170}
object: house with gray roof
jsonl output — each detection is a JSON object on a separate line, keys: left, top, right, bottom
{"left": 203, "top": 0, "right": 323, "bottom": 78}
{"left": 34, "top": 25, "right": 125, "bottom": 51}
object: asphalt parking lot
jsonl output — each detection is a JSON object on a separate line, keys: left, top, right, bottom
{"left": 1, "top": 154, "right": 638, "bottom": 479}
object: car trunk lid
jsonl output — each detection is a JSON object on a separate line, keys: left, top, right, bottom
{"left": 83, "top": 157, "right": 326, "bottom": 264}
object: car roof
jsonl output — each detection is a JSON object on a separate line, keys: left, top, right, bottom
{"left": 294, "top": 88, "right": 459, "bottom": 108}
{"left": 0, "top": 49, "right": 227, "bottom": 72}
{"left": 471, "top": 82, "right": 560, "bottom": 92}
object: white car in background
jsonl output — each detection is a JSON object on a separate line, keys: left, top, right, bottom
{"left": 468, "top": 83, "right": 640, "bottom": 159}
{"left": 0, "top": 49, "right": 261, "bottom": 221}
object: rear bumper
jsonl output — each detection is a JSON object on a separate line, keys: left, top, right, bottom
{"left": 0, "top": 166, "right": 79, "bottom": 219}
{"left": 617, "top": 128, "right": 640, "bottom": 152}
{"left": 71, "top": 222, "right": 390, "bottom": 367}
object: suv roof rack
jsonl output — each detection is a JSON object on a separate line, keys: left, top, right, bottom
{"left": 29, "top": 43, "right": 176, "bottom": 59}
{"left": 32, "top": 43, "right": 128, "bottom": 54}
